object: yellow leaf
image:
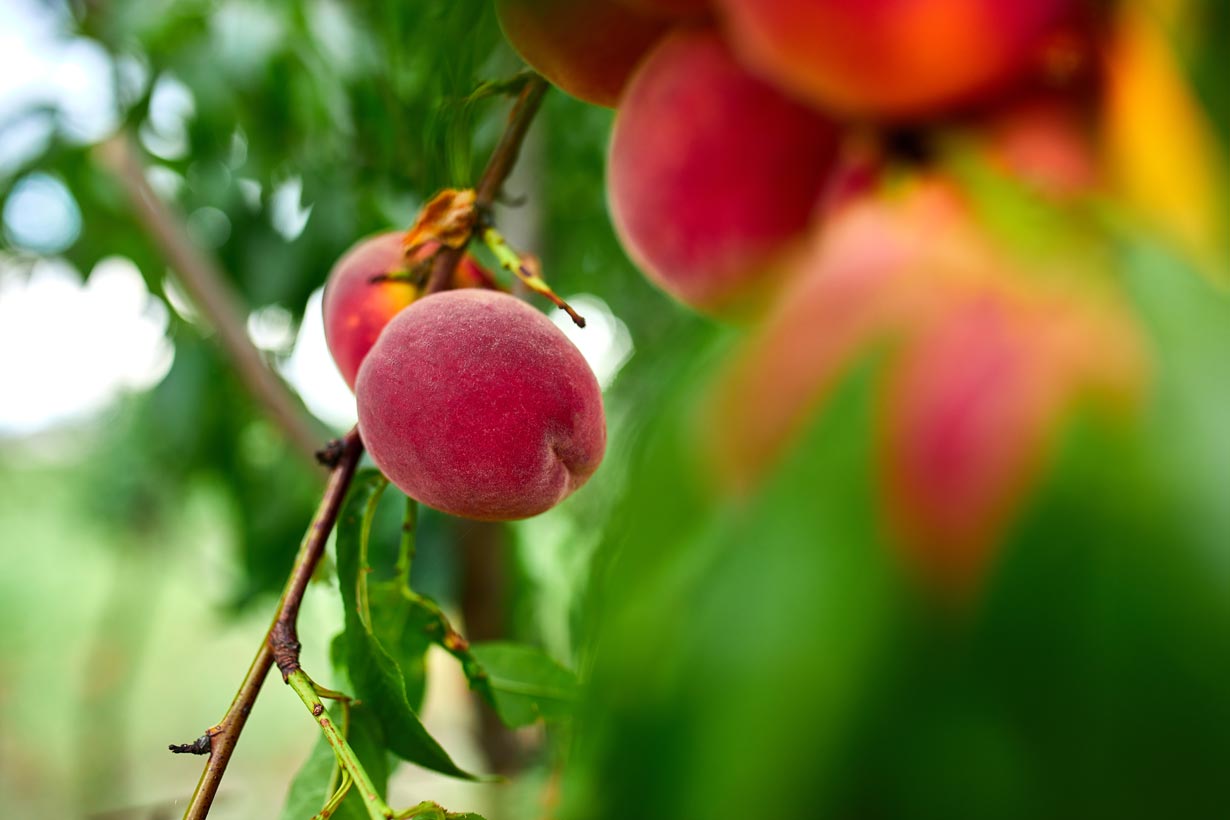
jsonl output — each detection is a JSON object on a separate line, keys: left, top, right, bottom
{"left": 1105, "top": 3, "right": 1227, "bottom": 280}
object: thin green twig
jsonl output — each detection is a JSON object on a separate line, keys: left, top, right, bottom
{"left": 394, "top": 497, "right": 418, "bottom": 592}
{"left": 287, "top": 670, "right": 391, "bottom": 820}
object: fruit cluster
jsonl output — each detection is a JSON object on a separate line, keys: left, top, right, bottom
{"left": 323, "top": 233, "right": 606, "bottom": 522}
{"left": 498, "top": 0, "right": 1174, "bottom": 592}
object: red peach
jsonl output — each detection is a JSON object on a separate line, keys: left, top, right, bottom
{"left": 356, "top": 290, "right": 606, "bottom": 521}
{"left": 974, "top": 95, "right": 1101, "bottom": 198}
{"left": 322, "top": 232, "right": 491, "bottom": 390}
{"left": 877, "top": 280, "right": 1141, "bottom": 591}
{"left": 608, "top": 28, "right": 840, "bottom": 312}
{"left": 495, "top": 0, "right": 668, "bottom": 107}
{"left": 615, "top": 0, "right": 710, "bottom": 18}
{"left": 715, "top": 0, "right": 1071, "bottom": 119}
{"left": 705, "top": 180, "right": 1145, "bottom": 594}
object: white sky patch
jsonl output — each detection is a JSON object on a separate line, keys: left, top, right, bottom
{"left": 271, "top": 176, "right": 312, "bottom": 241}
{"left": 3, "top": 172, "right": 81, "bottom": 254}
{"left": 162, "top": 276, "right": 201, "bottom": 324}
{"left": 247, "top": 303, "right": 295, "bottom": 353}
{"left": 145, "top": 165, "right": 185, "bottom": 201}
{"left": 0, "top": 256, "right": 173, "bottom": 436}
{"left": 237, "top": 178, "right": 263, "bottom": 211}
{"left": 279, "top": 287, "right": 357, "bottom": 431}
{"left": 550, "top": 294, "right": 634, "bottom": 390}
{"left": 0, "top": 113, "right": 55, "bottom": 175}
{"left": 50, "top": 37, "right": 118, "bottom": 143}
{"left": 139, "top": 73, "right": 195, "bottom": 160}
{"left": 0, "top": 1, "right": 115, "bottom": 145}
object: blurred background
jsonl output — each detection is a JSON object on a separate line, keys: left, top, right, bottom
{"left": 1, "top": 1, "right": 1229, "bottom": 819}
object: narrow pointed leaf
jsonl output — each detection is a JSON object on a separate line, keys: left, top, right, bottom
{"left": 336, "top": 470, "right": 479, "bottom": 779}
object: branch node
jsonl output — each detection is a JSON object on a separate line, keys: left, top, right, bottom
{"left": 424, "top": 75, "right": 548, "bottom": 296}
{"left": 316, "top": 438, "right": 346, "bottom": 468}
{"left": 169, "top": 735, "right": 212, "bottom": 756}
{"left": 270, "top": 619, "right": 303, "bottom": 681}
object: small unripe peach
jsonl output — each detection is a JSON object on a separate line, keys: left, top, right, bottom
{"left": 608, "top": 28, "right": 840, "bottom": 312}
{"left": 356, "top": 290, "right": 606, "bottom": 521}
{"left": 495, "top": 0, "right": 668, "bottom": 107}
{"left": 322, "top": 232, "right": 491, "bottom": 390}
{"left": 715, "top": 0, "right": 1071, "bottom": 119}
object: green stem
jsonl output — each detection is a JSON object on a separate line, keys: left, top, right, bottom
{"left": 394, "top": 801, "right": 447, "bottom": 820}
{"left": 316, "top": 684, "right": 352, "bottom": 807}
{"left": 424, "top": 74, "right": 548, "bottom": 296}
{"left": 287, "top": 669, "right": 392, "bottom": 820}
{"left": 480, "top": 226, "right": 526, "bottom": 276}
{"left": 479, "top": 226, "right": 585, "bottom": 328}
{"left": 394, "top": 497, "right": 418, "bottom": 593}
{"left": 355, "top": 478, "right": 389, "bottom": 631}
{"left": 313, "top": 769, "right": 353, "bottom": 820}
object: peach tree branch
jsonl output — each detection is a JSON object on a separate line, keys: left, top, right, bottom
{"left": 171, "top": 72, "right": 551, "bottom": 820}
{"left": 425, "top": 74, "right": 549, "bottom": 295}
{"left": 178, "top": 430, "right": 363, "bottom": 820}
{"left": 95, "top": 134, "right": 327, "bottom": 461}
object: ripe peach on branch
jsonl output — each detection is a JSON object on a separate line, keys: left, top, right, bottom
{"left": 322, "top": 231, "right": 494, "bottom": 389}
{"left": 715, "top": 0, "right": 1072, "bottom": 118}
{"left": 356, "top": 290, "right": 607, "bottom": 522}
{"left": 495, "top": 0, "right": 668, "bottom": 107}
{"left": 607, "top": 28, "right": 841, "bottom": 313}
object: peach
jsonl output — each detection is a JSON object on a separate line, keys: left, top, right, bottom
{"left": 877, "top": 279, "right": 1142, "bottom": 592}
{"left": 705, "top": 180, "right": 1145, "bottom": 594}
{"left": 715, "top": 0, "right": 1071, "bottom": 119}
{"left": 607, "top": 28, "right": 840, "bottom": 312}
{"left": 966, "top": 94, "right": 1102, "bottom": 198}
{"left": 495, "top": 0, "right": 669, "bottom": 107}
{"left": 322, "top": 231, "right": 492, "bottom": 389}
{"left": 615, "top": 0, "right": 710, "bottom": 18}
{"left": 355, "top": 290, "right": 606, "bottom": 521}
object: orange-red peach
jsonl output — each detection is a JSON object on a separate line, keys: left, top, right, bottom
{"left": 355, "top": 290, "right": 606, "bottom": 521}
{"left": 322, "top": 232, "right": 491, "bottom": 390}
{"left": 495, "top": 0, "right": 668, "bottom": 107}
{"left": 607, "top": 28, "right": 840, "bottom": 312}
{"left": 715, "top": 0, "right": 1072, "bottom": 119}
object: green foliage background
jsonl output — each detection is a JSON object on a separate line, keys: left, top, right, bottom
{"left": 2, "top": 1, "right": 1230, "bottom": 819}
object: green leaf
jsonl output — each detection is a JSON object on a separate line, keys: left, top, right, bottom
{"left": 469, "top": 642, "right": 578, "bottom": 728}
{"left": 335, "top": 470, "right": 479, "bottom": 780}
{"left": 278, "top": 728, "right": 336, "bottom": 820}
{"left": 570, "top": 361, "right": 896, "bottom": 819}
{"left": 368, "top": 579, "right": 435, "bottom": 712}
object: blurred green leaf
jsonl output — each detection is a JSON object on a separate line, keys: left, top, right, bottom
{"left": 335, "top": 470, "right": 479, "bottom": 780}
{"left": 567, "top": 358, "right": 896, "bottom": 820}
{"left": 278, "top": 726, "right": 335, "bottom": 820}
{"left": 469, "top": 641, "right": 578, "bottom": 728}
